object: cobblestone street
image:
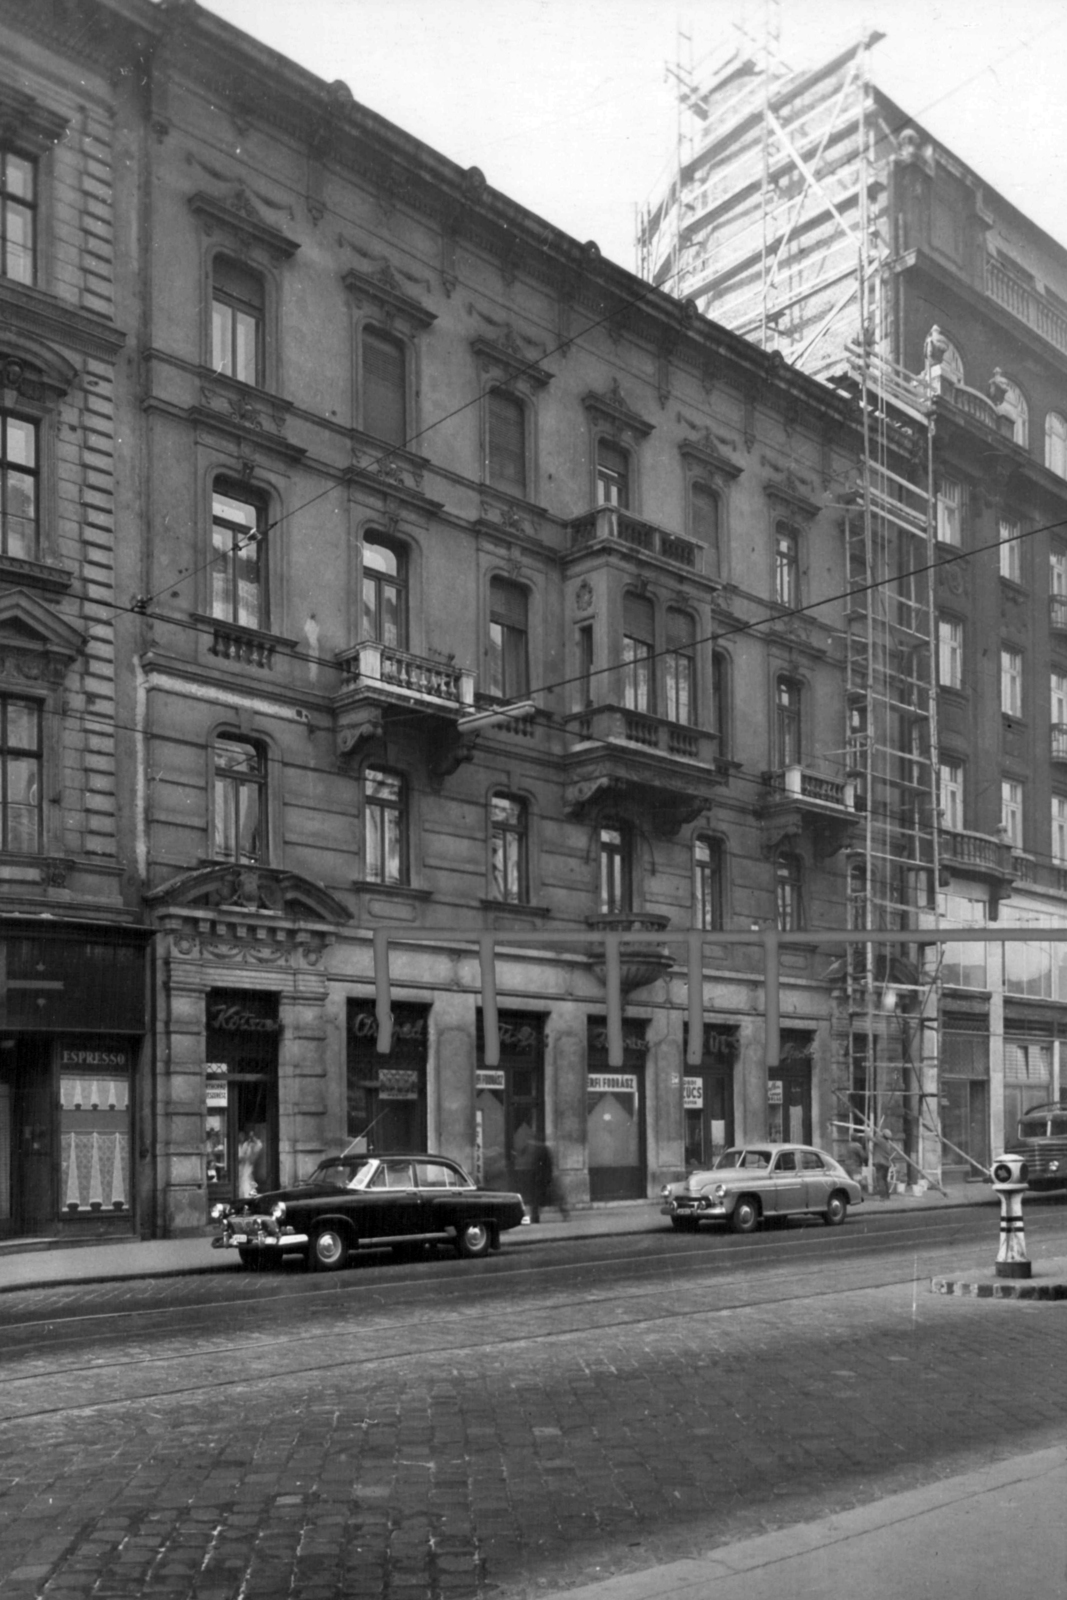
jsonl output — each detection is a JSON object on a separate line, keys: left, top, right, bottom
{"left": 2, "top": 1222, "right": 1066, "bottom": 1598}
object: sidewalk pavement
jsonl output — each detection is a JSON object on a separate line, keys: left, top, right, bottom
{"left": 534, "top": 1445, "right": 1067, "bottom": 1600}
{"left": 0, "top": 1181, "right": 1005, "bottom": 1294}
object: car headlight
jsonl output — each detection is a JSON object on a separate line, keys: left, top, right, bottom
{"left": 660, "top": 1185, "right": 672, "bottom": 1199}
{"left": 271, "top": 1201, "right": 287, "bottom": 1222}
{"left": 210, "top": 1202, "right": 232, "bottom": 1221}
{"left": 713, "top": 1184, "right": 726, "bottom": 1199}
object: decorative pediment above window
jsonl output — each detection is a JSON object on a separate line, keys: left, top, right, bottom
{"left": 145, "top": 864, "right": 351, "bottom": 925}
{"left": 188, "top": 190, "right": 300, "bottom": 265}
{"left": 582, "top": 381, "right": 654, "bottom": 443}
{"left": 0, "top": 83, "right": 69, "bottom": 150}
{"left": 764, "top": 477, "right": 820, "bottom": 521}
{"left": 0, "top": 341, "right": 78, "bottom": 406}
{"left": 470, "top": 332, "right": 552, "bottom": 392}
{"left": 678, "top": 432, "right": 742, "bottom": 482}
{"left": 342, "top": 265, "right": 436, "bottom": 335}
{"left": 0, "top": 589, "right": 84, "bottom": 681}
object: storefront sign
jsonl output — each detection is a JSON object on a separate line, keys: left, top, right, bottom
{"left": 684, "top": 1077, "right": 703, "bottom": 1109}
{"left": 591, "top": 1030, "right": 650, "bottom": 1055}
{"left": 207, "top": 1002, "right": 280, "bottom": 1033}
{"left": 767, "top": 1079, "right": 783, "bottom": 1105}
{"left": 497, "top": 1022, "right": 542, "bottom": 1050}
{"left": 588, "top": 1073, "right": 638, "bottom": 1095}
{"left": 206, "top": 1084, "right": 229, "bottom": 1108}
{"left": 60, "top": 1048, "right": 129, "bottom": 1070}
{"left": 350, "top": 1010, "right": 427, "bottom": 1043}
{"left": 476, "top": 1070, "right": 506, "bottom": 1091}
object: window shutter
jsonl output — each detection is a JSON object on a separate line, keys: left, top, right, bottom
{"left": 363, "top": 330, "right": 406, "bottom": 447}
{"left": 214, "top": 256, "right": 264, "bottom": 311}
{"left": 623, "top": 592, "right": 654, "bottom": 641}
{"left": 666, "top": 608, "right": 695, "bottom": 650}
{"left": 488, "top": 391, "right": 526, "bottom": 495}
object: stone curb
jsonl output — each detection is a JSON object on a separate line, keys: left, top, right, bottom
{"left": 931, "top": 1276, "right": 1067, "bottom": 1299}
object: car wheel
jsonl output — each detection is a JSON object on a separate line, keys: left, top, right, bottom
{"left": 455, "top": 1220, "right": 492, "bottom": 1259}
{"left": 824, "top": 1192, "right": 849, "bottom": 1226}
{"left": 310, "top": 1225, "right": 350, "bottom": 1272}
{"left": 730, "top": 1196, "right": 761, "bottom": 1234}
{"left": 671, "top": 1215, "right": 700, "bottom": 1232}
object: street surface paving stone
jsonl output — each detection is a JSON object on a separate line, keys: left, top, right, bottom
{"left": 0, "top": 1222, "right": 1065, "bottom": 1598}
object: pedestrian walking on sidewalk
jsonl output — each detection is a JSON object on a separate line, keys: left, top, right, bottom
{"left": 871, "top": 1126, "right": 893, "bottom": 1199}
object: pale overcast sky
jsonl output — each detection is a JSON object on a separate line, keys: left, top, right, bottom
{"left": 197, "top": 0, "right": 1067, "bottom": 272}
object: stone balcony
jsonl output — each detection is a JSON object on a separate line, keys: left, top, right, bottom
{"left": 760, "top": 765, "right": 857, "bottom": 857}
{"left": 334, "top": 642, "right": 475, "bottom": 760}
{"left": 562, "top": 704, "right": 728, "bottom": 835}
{"left": 565, "top": 506, "right": 702, "bottom": 571}
{"left": 939, "top": 827, "right": 1015, "bottom": 906}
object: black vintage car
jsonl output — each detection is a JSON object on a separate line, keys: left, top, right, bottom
{"left": 212, "top": 1153, "right": 527, "bottom": 1270}
{"left": 1009, "top": 1102, "right": 1067, "bottom": 1191}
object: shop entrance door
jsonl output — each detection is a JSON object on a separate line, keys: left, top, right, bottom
{"left": 768, "top": 1031, "right": 814, "bottom": 1146}
{"left": 683, "top": 1025, "right": 737, "bottom": 1169}
{"left": 475, "top": 1012, "right": 544, "bottom": 1206}
{"left": 8, "top": 1038, "right": 54, "bottom": 1234}
{"left": 587, "top": 1019, "right": 647, "bottom": 1201}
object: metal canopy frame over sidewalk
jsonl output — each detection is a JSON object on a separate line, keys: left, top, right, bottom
{"left": 370, "top": 924, "right": 1067, "bottom": 1066}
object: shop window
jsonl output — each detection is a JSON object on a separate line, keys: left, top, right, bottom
{"left": 362, "top": 535, "right": 408, "bottom": 649}
{"left": 775, "top": 851, "right": 803, "bottom": 931}
{"left": 205, "top": 989, "right": 279, "bottom": 1203}
{"left": 211, "top": 256, "right": 264, "bottom": 387}
{"left": 665, "top": 607, "right": 696, "bottom": 725}
{"left": 622, "top": 591, "right": 654, "bottom": 714}
{"left": 690, "top": 481, "right": 720, "bottom": 576}
{"left": 213, "top": 735, "right": 267, "bottom": 863}
{"left": 693, "top": 835, "right": 723, "bottom": 930}
{"left": 486, "top": 388, "right": 527, "bottom": 497}
{"left": 1045, "top": 412, "right": 1067, "bottom": 479}
{"left": 0, "top": 146, "right": 35, "bottom": 284}
{"left": 0, "top": 410, "right": 37, "bottom": 559}
{"left": 0, "top": 695, "right": 41, "bottom": 853}
{"left": 587, "top": 1016, "right": 647, "bottom": 1201}
{"left": 598, "top": 823, "right": 632, "bottom": 915}
{"left": 596, "top": 438, "right": 630, "bottom": 509}
{"left": 365, "top": 766, "right": 407, "bottom": 885}
{"left": 212, "top": 483, "right": 267, "bottom": 630}
{"left": 347, "top": 999, "right": 428, "bottom": 1153}
{"left": 475, "top": 1010, "right": 545, "bottom": 1198}
{"left": 361, "top": 326, "right": 407, "bottom": 447}
{"left": 488, "top": 577, "right": 529, "bottom": 698}
{"left": 490, "top": 792, "right": 529, "bottom": 904}
{"left": 774, "top": 521, "right": 799, "bottom": 607}
{"left": 775, "top": 675, "right": 802, "bottom": 767}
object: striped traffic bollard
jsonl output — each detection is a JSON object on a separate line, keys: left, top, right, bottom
{"left": 990, "top": 1154, "right": 1031, "bottom": 1280}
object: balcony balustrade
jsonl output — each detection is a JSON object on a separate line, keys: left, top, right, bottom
{"left": 986, "top": 257, "right": 1067, "bottom": 357}
{"left": 208, "top": 621, "right": 278, "bottom": 670}
{"left": 760, "top": 765, "right": 856, "bottom": 857}
{"left": 1051, "top": 594, "right": 1067, "bottom": 633}
{"left": 566, "top": 506, "right": 701, "bottom": 571}
{"left": 334, "top": 641, "right": 475, "bottom": 759}
{"left": 562, "top": 703, "right": 727, "bottom": 834}
{"left": 939, "top": 827, "right": 1015, "bottom": 908}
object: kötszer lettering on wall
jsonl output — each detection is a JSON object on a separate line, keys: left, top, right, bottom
{"left": 207, "top": 1002, "right": 280, "bottom": 1033}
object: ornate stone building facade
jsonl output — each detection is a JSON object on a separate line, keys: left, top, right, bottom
{"left": 2, "top": 0, "right": 866, "bottom": 1239}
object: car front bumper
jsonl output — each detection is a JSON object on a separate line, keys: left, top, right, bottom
{"left": 212, "top": 1219, "right": 309, "bottom": 1251}
{"left": 661, "top": 1198, "right": 726, "bottom": 1220}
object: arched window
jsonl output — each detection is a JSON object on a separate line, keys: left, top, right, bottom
{"left": 486, "top": 388, "right": 526, "bottom": 497}
{"left": 364, "top": 766, "right": 407, "bottom": 885}
{"left": 361, "top": 326, "right": 407, "bottom": 447}
{"left": 362, "top": 535, "right": 408, "bottom": 649}
{"left": 690, "top": 481, "right": 720, "bottom": 577}
{"left": 490, "top": 793, "right": 529, "bottom": 904}
{"left": 1046, "top": 412, "right": 1067, "bottom": 479}
{"left": 997, "top": 376, "right": 1029, "bottom": 449}
{"left": 212, "top": 482, "right": 267, "bottom": 629}
{"left": 596, "top": 438, "right": 630, "bottom": 509}
{"left": 712, "top": 650, "right": 730, "bottom": 759}
{"left": 694, "top": 836, "right": 723, "bottom": 931}
{"left": 488, "top": 578, "right": 529, "bottom": 697}
{"left": 598, "top": 822, "right": 632, "bottom": 914}
{"left": 665, "top": 608, "right": 696, "bottom": 725}
{"left": 775, "top": 676, "right": 802, "bottom": 768}
{"left": 776, "top": 851, "right": 803, "bottom": 931}
{"left": 211, "top": 255, "right": 264, "bottom": 386}
{"left": 214, "top": 735, "right": 267, "bottom": 863}
{"left": 622, "top": 591, "right": 654, "bottom": 714}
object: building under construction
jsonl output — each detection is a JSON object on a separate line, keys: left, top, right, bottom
{"left": 639, "top": 30, "right": 1067, "bottom": 1185}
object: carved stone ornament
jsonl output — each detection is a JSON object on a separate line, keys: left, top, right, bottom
{"left": 0, "top": 589, "right": 85, "bottom": 682}
{"left": 342, "top": 262, "right": 436, "bottom": 335}
{"left": 146, "top": 863, "right": 352, "bottom": 926}
{"left": 581, "top": 380, "right": 654, "bottom": 441}
{"left": 188, "top": 190, "right": 300, "bottom": 264}
{"left": 575, "top": 579, "right": 594, "bottom": 613}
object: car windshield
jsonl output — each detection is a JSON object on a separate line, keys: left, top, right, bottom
{"left": 306, "top": 1158, "right": 378, "bottom": 1190}
{"left": 714, "top": 1148, "right": 772, "bottom": 1170}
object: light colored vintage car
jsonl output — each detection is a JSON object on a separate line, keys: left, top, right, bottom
{"left": 661, "top": 1143, "right": 864, "bottom": 1233}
